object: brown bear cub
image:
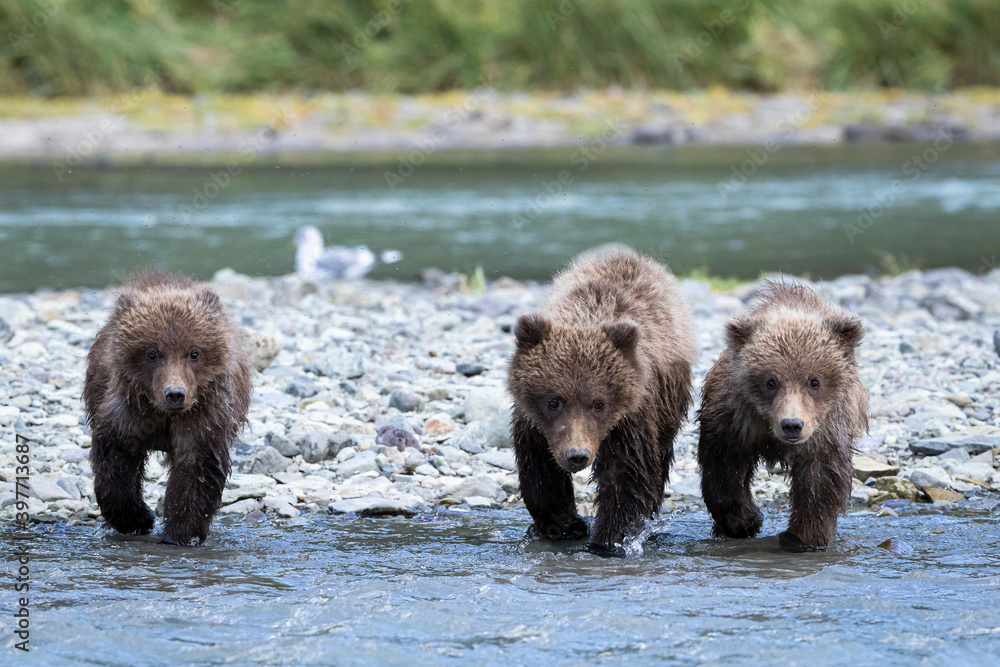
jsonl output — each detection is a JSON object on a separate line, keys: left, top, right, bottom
{"left": 84, "top": 270, "right": 251, "bottom": 546}
{"left": 507, "top": 247, "right": 696, "bottom": 556}
{"left": 698, "top": 282, "right": 868, "bottom": 552}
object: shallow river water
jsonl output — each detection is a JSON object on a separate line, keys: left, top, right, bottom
{"left": 4, "top": 508, "right": 1000, "bottom": 665}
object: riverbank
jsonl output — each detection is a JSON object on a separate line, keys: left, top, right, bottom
{"left": 1, "top": 266, "right": 999, "bottom": 541}
{"left": 3, "top": 89, "right": 1000, "bottom": 165}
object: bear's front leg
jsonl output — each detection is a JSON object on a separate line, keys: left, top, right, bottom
{"left": 780, "top": 440, "right": 852, "bottom": 552}
{"left": 589, "top": 425, "right": 661, "bottom": 557}
{"left": 698, "top": 420, "right": 763, "bottom": 540}
{"left": 512, "top": 412, "right": 588, "bottom": 542}
{"left": 91, "top": 431, "right": 156, "bottom": 535}
{"left": 161, "top": 441, "right": 230, "bottom": 546}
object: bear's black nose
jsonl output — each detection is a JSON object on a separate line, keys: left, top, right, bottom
{"left": 781, "top": 418, "right": 803, "bottom": 437}
{"left": 164, "top": 387, "right": 186, "bottom": 407}
{"left": 565, "top": 448, "right": 591, "bottom": 471}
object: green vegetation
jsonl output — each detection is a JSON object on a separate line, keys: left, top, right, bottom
{"left": 1, "top": 0, "right": 998, "bottom": 96}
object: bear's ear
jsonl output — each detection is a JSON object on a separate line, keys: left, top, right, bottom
{"left": 198, "top": 287, "right": 223, "bottom": 313}
{"left": 826, "top": 311, "right": 864, "bottom": 349}
{"left": 514, "top": 314, "right": 551, "bottom": 350}
{"left": 603, "top": 319, "right": 640, "bottom": 354}
{"left": 725, "top": 316, "right": 755, "bottom": 349}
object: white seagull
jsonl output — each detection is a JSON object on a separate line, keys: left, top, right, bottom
{"left": 293, "top": 226, "right": 402, "bottom": 281}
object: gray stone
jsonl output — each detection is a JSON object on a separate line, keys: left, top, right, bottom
{"left": 298, "top": 431, "right": 353, "bottom": 463}
{"left": 452, "top": 432, "right": 485, "bottom": 455}
{"left": 455, "top": 363, "right": 485, "bottom": 377}
{"left": 242, "top": 330, "right": 283, "bottom": 372}
{"left": 852, "top": 455, "right": 900, "bottom": 480}
{"left": 949, "top": 461, "right": 995, "bottom": 483}
{"left": 910, "top": 435, "right": 1000, "bottom": 456}
{"left": 57, "top": 478, "right": 82, "bottom": 500}
{"left": 285, "top": 376, "right": 319, "bottom": 398}
{"left": 464, "top": 495, "right": 496, "bottom": 509}
{"left": 337, "top": 450, "right": 379, "bottom": 477}
{"left": 59, "top": 447, "right": 89, "bottom": 463}
{"left": 219, "top": 498, "right": 262, "bottom": 515}
{"left": 305, "top": 342, "right": 369, "bottom": 379}
{"left": 938, "top": 447, "right": 970, "bottom": 462}
{"left": 670, "top": 476, "right": 703, "bottom": 498}
{"left": 27, "top": 477, "right": 72, "bottom": 501}
{"left": 389, "top": 389, "right": 424, "bottom": 412}
{"left": 0, "top": 317, "right": 11, "bottom": 344}
{"left": 376, "top": 425, "right": 419, "bottom": 451}
{"left": 327, "top": 497, "right": 419, "bottom": 517}
{"left": 233, "top": 444, "right": 292, "bottom": 475}
{"left": 475, "top": 450, "right": 516, "bottom": 471}
{"left": 222, "top": 474, "right": 277, "bottom": 504}
{"left": 0, "top": 491, "right": 16, "bottom": 508}
{"left": 994, "top": 329, "right": 1000, "bottom": 357}
{"left": 265, "top": 431, "right": 300, "bottom": 458}
{"left": 446, "top": 476, "right": 505, "bottom": 503}
{"left": 909, "top": 466, "right": 951, "bottom": 489}
{"left": 464, "top": 387, "right": 511, "bottom": 423}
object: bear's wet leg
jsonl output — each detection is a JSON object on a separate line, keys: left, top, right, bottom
{"left": 780, "top": 442, "right": 852, "bottom": 552}
{"left": 589, "top": 426, "right": 661, "bottom": 557}
{"left": 161, "top": 442, "right": 230, "bottom": 546}
{"left": 698, "top": 422, "right": 763, "bottom": 539}
{"left": 91, "top": 432, "right": 155, "bottom": 535}
{"left": 512, "top": 412, "right": 588, "bottom": 541}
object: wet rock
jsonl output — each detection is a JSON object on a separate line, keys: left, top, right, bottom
{"left": 909, "top": 467, "right": 952, "bottom": 489}
{"left": 389, "top": 389, "right": 424, "bottom": 412}
{"left": 853, "top": 455, "right": 900, "bottom": 480}
{"left": 910, "top": 435, "right": 1000, "bottom": 456}
{"left": 27, "top": 477, "right": 72, "bottom": 502}
{"left": 327, "top": 497, "right": 419, "bottom": 517}
{"left": 219, "top": 498, "right": 262, "bottom": 515}
{"left": 464, "top": 495, "right": 497, "bottom": 509}
{"left": 298, "top": 431, "right": 353, "bottom": 463}
{"left": 455, "top": 363, "right": 485, "bottom": 377}
{"left": 877, "top": 538, "right": 914, "bottom": 554}
{"left": 446, "top": 476, "right": 505, "bottom": 503}
{"left": 242, "top": 330, "right": 283, "bottom": 372}
{"left": 222, "top": 474, "right": 277, "bottom": 504}
{"left": 874, "top": 476, "right": 918, "bottom": 501}
{"left": 376, "top": 425, "right": 419, "bottom": 451}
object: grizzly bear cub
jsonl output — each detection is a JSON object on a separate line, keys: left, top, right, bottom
{"left": 507, "top": 247, "right": 696, "bottom": 556}
{"left": 698, "top": 282, "right": 868, "bottom": 552}
{"left": 84, "top": 270, "right": 251, "bottom": 546}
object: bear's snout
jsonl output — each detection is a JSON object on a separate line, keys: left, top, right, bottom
{"left": 565, "top": 448, "right": 591, "bottom": 472}
{"left": 164, "top": 386, "right": 187, "bottom": 408}
{"left": 780, "top": 418, "right": 804, "bottom": 438}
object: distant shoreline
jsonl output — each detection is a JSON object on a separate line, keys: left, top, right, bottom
{"left": 2, "top": 89, "right": 1000, "bottom": 166}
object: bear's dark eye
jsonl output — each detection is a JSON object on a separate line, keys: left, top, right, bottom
{"left": 146, "top": 351, "right": 158, "bottom": 362}
{"left": 189, "top": 350, "right": 199, "bottom": 361}
{"left": 810, "top": 378, "right": 820, "bottom": 389}
{"left": 547, "top": 398, "right": 563, "bottom": 411}
{"left": 594, "top": 400, "right": 605, "bottom": 411}
{"left": 765, "top": 378, "right": 777, "bottom": 390}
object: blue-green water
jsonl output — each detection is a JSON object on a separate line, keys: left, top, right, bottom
{"left": 1, "top": 143, "right": 999, "bottom": 292}
{"left": 3, "top": 509, "right": 1000, "bottom": 665}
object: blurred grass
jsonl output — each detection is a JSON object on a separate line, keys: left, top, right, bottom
{"left": 1, "top": 0, "right": 998, "bottom": 96}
